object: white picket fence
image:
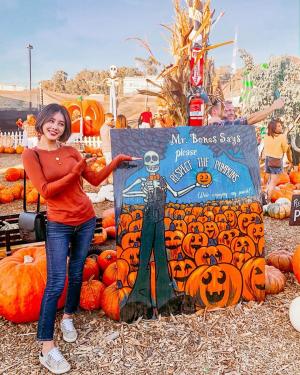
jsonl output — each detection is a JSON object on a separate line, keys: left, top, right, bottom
{"left": 0, "top": 131, "right": 102, "bottom": 149}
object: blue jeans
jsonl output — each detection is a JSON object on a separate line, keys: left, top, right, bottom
{"left": 37, "top": 217, "right": 96, "bottom": 341}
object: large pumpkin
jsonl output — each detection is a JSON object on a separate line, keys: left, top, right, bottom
{"left": 241, "top": 257, "right": 265, "bottom": 301}
{"left": 120, "top": 245, "right": 140, "bottom": 272}
{"left": 0, "top": 247, "right": 66, "bottom": 323}
{"left": 82, "top": 257, "right": 99, "bottom": 281}
{"left": 267, "top": 203, "right": 290, "bottom": 219}
{"left": 62, "top": 99, "right": 105, "bottom": 136}
{"left": 267, "top": 249, "right": 293, "bottom": 273}
{"left": 230, "top": 236, "right": 256, "bottom": 257}
{"left": 185, "top": 263, "right": 242, "bottom": 309}
{"left": 97, "top": 249, "right": 117, "bottom": 271}
{"left": 265, "top": 265, "right": 286, "bottom": 295}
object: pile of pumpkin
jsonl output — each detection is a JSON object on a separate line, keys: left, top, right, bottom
{"left": 266, "top": 245, "right": 300, "bottom": 295}
{"left": 261, "top": 170, "right": 300, "bottom": 219}
{"left": 0, "top": 167, "right": 44, "bottom": 204}
{"left": 0, "top": 145, "right": 24, "bottom": 154}
{"left": 84, "top": 145, "right": 103, "bottom": 158}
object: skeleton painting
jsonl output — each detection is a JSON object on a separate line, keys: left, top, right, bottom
{"left": 111, "top": 126, "right": 266, "bottom": 323}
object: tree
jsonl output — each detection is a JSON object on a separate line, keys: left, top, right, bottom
{"left": 52, "top": 70, "right": 68, "bottom": 92}
{"left": 239, "top": 50, "right": 300, "bottom": 128}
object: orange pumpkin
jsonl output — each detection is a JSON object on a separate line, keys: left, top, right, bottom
{"left": 185, "top": 263, "right": 242, "bottom": 309}
{"left": 203, "top": 221, "right": 219, "bottom": 240}
{"left": 93, "top": 229, "right": 107, "bottom": 245}
{"left": 218, "top": 228, "right": 239, "bottom": 247}
{"left": 79, "top": 279, "right": 106, "bottom": 310}
{"left": 266, "top": 249, "right": 293, "bottom": 273}
{"left": 237, "top": 212, "right": 261, "bottom": 234}
{"left": 0, "top": 189, "right": 14, "bottom": 204}
{"left": 246, "top": 222, "right": 264, "bottom": 245}
{"left": 5, "top": 168, "right": 21, "bottom": 182}
{"left": 182, "top": 231, "right": 209, "bottom": 258}
{"left": 265, "top": 265, "right": 286, "bottom": 295}
{"left": 11, "top": 183, "right": 23, "bottom": 200}
{"left": 223, "top": 209, "right": 237, "bottom": 228}
{"left": 128, "top": 218, "right": 143, "bottom": 232}
{"left": 173, "top": 209, "right": 185, "bottom": 219}
{"left": 102, "top": 280, "right": 131, "bottom": 321}
{"left": 172, "top": 219, "right": 188, "bottom": 234}
{"left": 82, "top": 257, "right": 99, "bottom": 282}
{"left": 15, "top": 145, "right": 24, "bottom": 154}
{"left": 102, "top": 216, "right": 115, "bottom": 229}
{"left": 275, "top": 172, "right": 290, "bottom": 186}
{"left": 196, "top": 170, "right": 212, "bottom": 186}
{"left": 232, "top": 252, "right": 252, "bottom": 269}
{"left": 130, "top": 209, "right": 143, "bottom": 221}
{"left": 290, "top": 171, "right": 300, "bottom": 185}
{"left": 187, "top": 220, "right": 204, "bottom": 234}
{"left": 191, "top": 206, "right": 203, "bottom": 217}
{"left": 241, "top": 257, "right": 265, "bottom": 301}
{"left": 184, "top": 214, "right": 197, "bottom": 224}
{"left": 168, "top": 253, "right": 195, "bottom": 292}
{"left": 97, "top": 250, "right": 117, "bottom": 271}
{"left": 165, "top": 224, "right": 185, "bottom": 260}
{"left": 118, "top": 213, "right": 133, "bottom": 231}
{"left": 194, "top": 245, "right": 232, "bottom": 266}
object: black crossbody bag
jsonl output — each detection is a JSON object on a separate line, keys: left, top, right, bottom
{"left": 18, "top": 152, "right": 46, "bottom": 242}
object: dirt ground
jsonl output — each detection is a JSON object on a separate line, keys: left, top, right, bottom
{"left": 0, "top": 153, "right": 300, "bottom": 375}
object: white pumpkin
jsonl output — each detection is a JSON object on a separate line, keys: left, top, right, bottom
{"left": 289, "top": 296, "right": 300, "bottom": 332}
{"left": 275, "top": 197, "right": 291, "bottom": 207}
{"left": 267, "top": 203, "right": 290, "bottom": 219}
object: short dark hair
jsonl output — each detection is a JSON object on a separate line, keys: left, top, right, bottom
{"left": 267, "top": 118, "right": 283, "bottom": 137}
{"left": 35, "top": 103, "right": 71, "bottom": 142}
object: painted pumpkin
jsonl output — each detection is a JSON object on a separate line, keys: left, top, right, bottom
{"left": 191, "top": 206, "right": 203, "bottom": 217}
{"left": 203, "top": 221, "right": 219, "bottom": 239}
{"left": 120, "top": 244, "right": 140, "bottom": 271}
{"left": 130, "top": 209, "right": 144, "bottom": 221}
{"left": 266, "top": 249, "right": 293, "bottom": 273}
{"left": 182, "top": 232, "right": 209, "bottom": 258}
{"left": 265, "top": 265, "right": 286, "bottom": 295}
{"left": 165, "top": 225, "right": 185, "bottom": 260}
{"left": 246, "top": 222, "right": 264, "bottom": 245}
{"left": 185, "top": 263, "right": 242, "bottom": 309}
{"left": 79, "top": 279, "right": 106, "bottom": 310}
{"left": 118, "top": 213, "right": 133, "bottom": 231}
{"left": 128, "top": 218, "right": 143, "bottom": 232}
{"left": 173, "top": 209, "right": 185, "bottom": 220}
{"left": 237, "top": 212, "right": 261, "bottom": 233}
{"left": 218, "top": 228, "right": 239, "bottom": 247}
{"left": 187, "top": 220, "right": 204, "bottom": 234}
{"left": 241, "top": 257, "right": 265, "bottom": 301}
{"left": 172, "top": 219, "right": 188, "bottom": 234}
{"left": 232, "top": 252, "right": 252, "bottom": 269}
{"left": 196, "top": 170, "right": 212, "bottom": 186}
{"left": 230, "top": 236, "right": 256, "bottom": 257}
{"left": 194, "top": 245, "right": 232, "bottom": 266}
{"left": 101, "top": 280, "right": 131, "bottom": 321}
{"left": 169, "top": 253, "right": 196, "bottom": 292}
{"left": 223, "top": 209, "right": 237, "bottom": 228}
{"left": 184, "top": 214, "right": 197, "bottom": 224}
{"left": 121, "top": 230, "right": 141, "bottom": 250}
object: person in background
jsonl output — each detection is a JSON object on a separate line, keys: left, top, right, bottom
{"left": 138, "top": 107, "right": 153, "bottom": 128}
{"left": 208, "top": 97, "right": 285, "bottom": 126}
{"left": 263, "top": 119, "right": 289, "bottom": 203}
{"left": 22, "top": 104, "right": 133, "bottom": 374}
{"left": 115, "top": 114, "right": 128, "bottom": 129}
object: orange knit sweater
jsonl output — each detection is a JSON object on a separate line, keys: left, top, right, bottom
{"left": 22, "top": 146, "right": 127, "bottom": 225}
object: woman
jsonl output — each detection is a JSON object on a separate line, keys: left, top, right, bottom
{"left": 264, "top": 119, "right": 289, "bottom": 202}
{"left": 22, "top": 103, "right": 133, "bottom": 374}
{"left": 115, "top": 114, "right": 127, "bottom": 129}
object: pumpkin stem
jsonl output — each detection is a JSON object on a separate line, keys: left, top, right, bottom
{"left": 24, "top": 255, "right": 34, "bottom": 264}
{"left": 88, "top": 275, "right": 95, "bottom": 283}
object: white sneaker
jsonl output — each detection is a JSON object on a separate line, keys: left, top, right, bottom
{"left": 60, "top": 318, "right": 78, "bottom": 343}
{"left": 39, "top": 347, "right": 71, "bottom": 374}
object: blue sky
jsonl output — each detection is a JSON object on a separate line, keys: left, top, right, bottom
{"left": 0, "top": 0, "right": 299, "bottom": 87}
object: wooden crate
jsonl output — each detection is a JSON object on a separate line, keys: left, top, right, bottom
{"left": 0, "top": 213, "right": 103, "bottom": 259}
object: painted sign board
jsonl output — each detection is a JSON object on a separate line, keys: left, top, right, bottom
{"left": 111, "top": 126, "right": 265, "bottom": 323}
{"left": 289, "top": 194, "right": 300, "bottom": 226}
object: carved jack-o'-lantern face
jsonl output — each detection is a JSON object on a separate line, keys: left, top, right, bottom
{"left": 196, "top": 171, "right": 212, "bottom": 186}
{"left": 223, "top": 210, "right": 237, "bottom": 228}
{"left": 169, "top": 254, "right": 196, "bottom": 292}
{"left": 241, "top": 257, "right": 265, "bottom": 301}
{"left": 203, "top": 221, "right": 219, "bottom": 239}
{"left": 187, "top": 221, "right": 204, "bottom": 234}
{"left": 185, "top": 263, "right": 243, "bottom": 308}
{"left": 165, "top": 227, "right": 185, "bottom": 260}
{"left": 121, "top": 231, "right": 141, "bottom": 250}
{"left": 194, "top": 245, "right": 232, "bottom": 266}
{"left": 218, "top": 228, "right": 239, "bottom": 247}
{"left": 230, "top": 236, "right": 256, "bottom": 257}
{"left": 246, "top": 222, "right": 264, "bottom": 244}
{"left": 182, "top": 232, "right": 209, "bottom": 258}
{"left": 172, "top": 219, "right": 188, "bottom": 234}
{"left": 120, "top": 246, "right": 140, "bottom": 272}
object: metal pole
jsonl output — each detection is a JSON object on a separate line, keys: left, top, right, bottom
{"left": 27, "top": 44, "right": 33, "bottom": 111}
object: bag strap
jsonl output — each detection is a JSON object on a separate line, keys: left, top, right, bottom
{"left": 23, "top": 150, "right": 41, "bottom": 213}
